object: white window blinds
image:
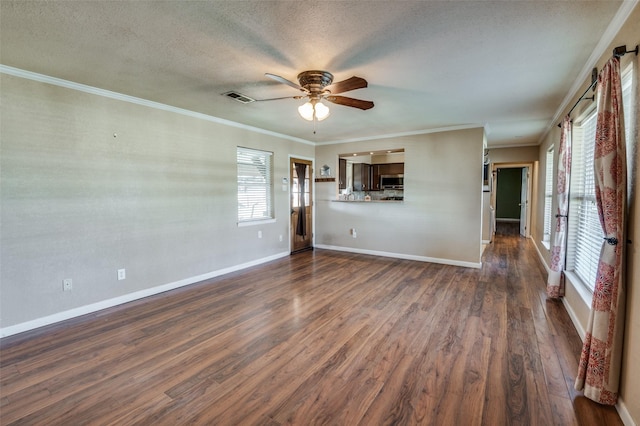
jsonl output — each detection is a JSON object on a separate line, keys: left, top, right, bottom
{"left": 566, "top": 111, "right": 599, "bottom": 291}
{"left": 237, "top": 147, "right": 274, "bottom": 223}
{"left": 543, "top": 147, "right": 554, "bottom": 242}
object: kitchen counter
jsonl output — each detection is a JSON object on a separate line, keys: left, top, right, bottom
{"left": 332, "top": 199, "right": 403, "bottom": 203}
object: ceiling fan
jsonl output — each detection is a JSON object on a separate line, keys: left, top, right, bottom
{"left": 262, "top": 70, "right": 374, "bottom": 122}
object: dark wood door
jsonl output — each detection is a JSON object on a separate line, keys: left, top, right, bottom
{"left": 290, "top": 158, "right": 313, "bottom": 253}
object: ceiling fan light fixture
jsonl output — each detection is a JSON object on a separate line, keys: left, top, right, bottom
{"left": 315, "top": 101, "right": 330, "bottom": 121}
{"left": 298, "top": 102, "right": 315, "bottom": 121}
{"left": 298, "top": 100, "right": 330, "bottom": 121}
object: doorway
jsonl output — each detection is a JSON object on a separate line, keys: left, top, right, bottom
{"left": 493, "top": 164, "right": 532, "bottom": 238}
{"left": 290, "top": 158, "right": 313, "bottom": 253}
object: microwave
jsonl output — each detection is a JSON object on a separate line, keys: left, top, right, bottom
{"left": 380, "top": 174, "right": 404, "bottom": 189}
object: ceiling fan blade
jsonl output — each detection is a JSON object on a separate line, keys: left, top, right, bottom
{"left": 327, "top": 76, "right": 368, "bottom": 94}
{"left": 265, "top": 73, "right": 307, "bottom": 92}
{"left": 326, "top": 95, "right": 374, "bottom": 110}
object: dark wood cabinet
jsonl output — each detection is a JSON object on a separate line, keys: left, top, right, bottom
{"left": 371, "top": 163, "right": 404, "bottom": 190}
{"left": 386, "top": 162, "right": 404, "bottom": 175}
{"left": 352, "top": 163, "right": 371, "bottom": 191}
{"left": 372, "top": 165, "right": 381, "bottom": 190}
{"left": 339, "top": 159, "right": 347, "bottom": 190}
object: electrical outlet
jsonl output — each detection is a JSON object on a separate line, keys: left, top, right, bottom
{"left": 117, "top": 269, "right": 126, "bottom": 280}
{"left": 63, "top": 279, "right": 72, "bottom": 291}
{"left": 279, "top": 235, "right": 283, "bottom": 242}
{"left": 352, "top": 228, "right": 357, "bottom": 238}
{"left": 258, "top": 230, "right": 262, "bottom": 239}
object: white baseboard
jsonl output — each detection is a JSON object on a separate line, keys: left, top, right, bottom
{"left": 0, "top": 251, "right": 289, "bottom": 339}
{"left": 561, "top": 297, "right": 586, "bottom": 340}
{"left": 529, "top": 237, "right": 586, "bottom": 340}
{"left": 315, "top": 245, "right": 482, "bottom": 269}
{"left": 530, "top": 236, "right": 551, "bottom": 275}
{"left": 617, "top": 396, "right": 636, "bottom": 426}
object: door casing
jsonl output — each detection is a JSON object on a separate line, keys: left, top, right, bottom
{"left": 491, "top": 162, "right": 535, "bottom": 238}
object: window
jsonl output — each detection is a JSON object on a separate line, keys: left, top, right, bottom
{"left": 291, "top": 162, "right": 310, "bottom": 208}
{"left": 622, "top": 64, "right": 635, "bottom": 193}
{"left": 566, "top": 64, "right": 634, "bottom": 292}
{"left": 566, "top": 110, "right": 599, "bottom": 291}
{"left": 237, "top": 147, "right": 273, "bottom": 223}
{"left": 543, "top": 146, "right": 554, "bottom": 246}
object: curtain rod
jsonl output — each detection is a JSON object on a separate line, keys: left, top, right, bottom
{"left": 557, "top": 44, "right": 639, "bottom": 127}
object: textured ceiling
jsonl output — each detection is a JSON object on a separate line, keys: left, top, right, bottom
{"left": 0, "top": 1, "right": 629, "bottom": 147}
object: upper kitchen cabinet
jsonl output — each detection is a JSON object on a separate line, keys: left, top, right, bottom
{"left": 353, "top": 163, "right": 371, "bottom": 191}
{"left": 339, "top": 158, "right": 347, "bottom": 190}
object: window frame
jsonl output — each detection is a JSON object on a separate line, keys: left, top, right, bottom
{"left": 236, "top": 146, "right": 275, "bottom": 226}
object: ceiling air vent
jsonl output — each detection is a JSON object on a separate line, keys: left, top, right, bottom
{"left": 222, "top": 91, "right": 255, "bottom": 104}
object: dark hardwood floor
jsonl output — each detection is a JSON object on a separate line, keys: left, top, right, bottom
{"left": 0, "top": 225, "right": 623, "bottom": 425}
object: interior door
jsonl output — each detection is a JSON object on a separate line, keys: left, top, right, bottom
{"left": 290, "top": 158, "right": 313, "bottom": 253}
{"left": 520, "top": 167, "right": 528, "bottom": 237}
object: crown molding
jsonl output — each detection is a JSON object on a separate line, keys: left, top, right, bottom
{"left": 539, "top": 0, "right": 639, "bottom": 145}
{"left": 315, "top": 123, "right": 486, "bottom": 146}
{"left": 0, "top": 65, "right": 315, "bottom": 146}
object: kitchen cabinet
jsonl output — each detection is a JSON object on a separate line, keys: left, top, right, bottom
{"left": 352, "top": 163, "right": 371, "bottom": 191}
{"left": 339, "top": 159, "right": 347, "bottom": 189}
{"left": 372, "top": 165, "right": 381, "bottom": 190}
{"left": 371, "top": 163, "right": 404, "bottom": 190}
{"left": 386, "top": 163, "right": 404, "bottom": 175}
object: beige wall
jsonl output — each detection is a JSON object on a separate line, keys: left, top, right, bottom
{"left": 315, "top": 128, "right": 485, "bottom": 266}
{"left": 0, "top": 73, "right": 314, "bottom": 331}
{"left": 533, "top": 5, "right": 640, "bottom": 422}
{"left": 489, "top": 145, "right": 539, "bottom": 164}
{"left": 1, "top": 74, "right": 485, "bottom": 333}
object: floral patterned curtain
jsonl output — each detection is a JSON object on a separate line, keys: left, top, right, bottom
{"left": 575, "top": 57, "right": 627, "bottom": 405}
{"left": 547, "top": 116, "right": 572, "bottom": 298}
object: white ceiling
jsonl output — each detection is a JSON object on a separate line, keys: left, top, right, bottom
{"left": 0, "top": 1, "right": 631, "bottom": 147}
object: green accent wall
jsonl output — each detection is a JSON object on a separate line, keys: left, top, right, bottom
{"left": 496, "top": 168, "right": 522, "bottom": 219}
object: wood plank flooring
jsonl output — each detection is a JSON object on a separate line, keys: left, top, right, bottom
{"left": 0, "top": 225, "right": 623, "bottom": 425}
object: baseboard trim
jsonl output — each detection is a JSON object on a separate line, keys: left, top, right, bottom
{"left": 616, "top": 396, "right": 636, "bottom": 426}
{"left": 0, "top": 251, "right": 289, "bottom": 339}
{"left": 531, "top": 236, "right": 551, "bottom": 275}
{"left": 315, "top": 245, "right": 482, "bottom": 269}
{"left": 529, "top": 237, "right": 587, "bottom": 340}
{"left": 561, "top": 297, "right": 586, "bottom": 340}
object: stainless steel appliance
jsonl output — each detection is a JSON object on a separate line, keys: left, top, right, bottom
{"left": 380, "top": 174, "right": 403, "bottom": 189}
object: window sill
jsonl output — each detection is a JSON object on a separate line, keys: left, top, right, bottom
{"left": 541, "top": 240, "right": 550, "bottom": 250}
{"left": 238, "top": 218, "right": 276, "bottom": 227}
